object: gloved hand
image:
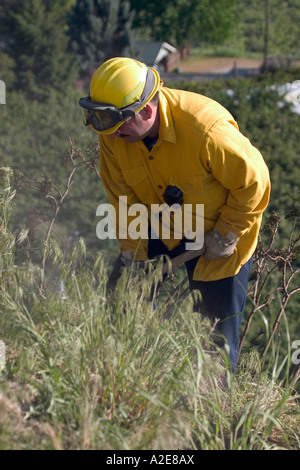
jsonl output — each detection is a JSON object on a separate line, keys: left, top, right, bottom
{"left": 203, "top": 227, "right": 239, "bottom": 260}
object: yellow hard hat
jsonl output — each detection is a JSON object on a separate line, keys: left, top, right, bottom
{"left": 79, "top": 57, "right": 161, "bottom": 135}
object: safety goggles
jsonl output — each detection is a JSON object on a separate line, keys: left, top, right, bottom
{"left": 79, "top": 68, "right": 156, "bottom": 132}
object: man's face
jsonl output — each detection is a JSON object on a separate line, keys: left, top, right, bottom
{"left": 109, "top": 104, "right": 158, "bottom": 143}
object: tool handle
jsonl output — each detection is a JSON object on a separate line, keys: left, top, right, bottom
{"left": 161, "top": 246, "right": 205, "bottom": 275}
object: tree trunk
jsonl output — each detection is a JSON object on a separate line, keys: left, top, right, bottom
{"left": 263, "top": 0, "right": 270, "bottom": 71}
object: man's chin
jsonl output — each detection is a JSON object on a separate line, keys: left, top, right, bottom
{"left": 111, "top": 131, "right": 146, "bottom": 143}
{"left": 121, "top": 135, "right": 140, "bottom": 143}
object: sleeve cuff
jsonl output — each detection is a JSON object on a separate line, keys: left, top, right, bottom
{"left": 214, "top": 219, "right": 239, "bottom": 240}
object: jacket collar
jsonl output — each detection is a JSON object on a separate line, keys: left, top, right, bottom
{"left": 157, "top": 88, "right": 176, "bottom": 145}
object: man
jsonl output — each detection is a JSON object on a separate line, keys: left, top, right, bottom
{"left": 79, "top": 57, "right": 271, "bottom": 372}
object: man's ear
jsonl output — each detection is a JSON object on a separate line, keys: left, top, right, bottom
{"left": 139, "top": 104, "right": 153, "bottom": 121}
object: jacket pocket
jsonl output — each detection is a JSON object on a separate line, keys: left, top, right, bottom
{"left": 122, "top": 166, "right": 148, "bottom": 186}
{"left": 169, "top": 176, "right": 213, "bottom": 203}
{"left": 122, "top": 166, "right": 155, "bottom": 204}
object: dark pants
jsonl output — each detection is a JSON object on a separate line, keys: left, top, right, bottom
{"left": 148, "top": 236, "right": 252, "bottom": 372}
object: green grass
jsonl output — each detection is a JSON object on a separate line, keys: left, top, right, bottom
{"left": 1, "top": 167, "right": 300, "bottom": 450}
{"left": 1, "top": 257, "right": 299, "bottom": 450}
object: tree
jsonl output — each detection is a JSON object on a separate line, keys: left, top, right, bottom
{"left": 243, "top": 0, "right": 300, "bottom": 63}
{"left": 67, "top": 0, "right": 135, "bottom": 77}
{"left": 129, "top": 0, "right": 242, "bottom": 47}
{"left": 0, "top": 0, "right": 77, "bottom": 101}
{"left": 263, "top": 0, "right": 270, "bottom": 70}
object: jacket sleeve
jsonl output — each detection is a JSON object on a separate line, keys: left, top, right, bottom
{"left": 204, "top": 118, "right": 271, "bottom": 238}
{"left": 99, "top": 137, "right": 149, "bottom": 260}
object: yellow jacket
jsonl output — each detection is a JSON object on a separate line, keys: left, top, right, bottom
{"left": 99, "top": 87, "right": 271, "bottom": 281}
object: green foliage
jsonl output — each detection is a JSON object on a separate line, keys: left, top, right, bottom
{"left": 0, "top": 0, "right": 77, "bottom": 100}
{"left": 0, "top": 85, "right": 116, "bottom": 267}
{"left": 67, "top": 0, "right": 135, "bottom": 76}
{"left": 0, "top": 53, "right": 16, "bottom": 92}
{"left": 128, "top": 0, "right": 299, "bottom": 60}
{"left": 0, "top": 178, "right": 300, "bottom": 449}
{"left": 242, "top": 0, "right": 300, "bottom": 58}
{"left": 129, "top": 0, "right": 241, "bottom": 47}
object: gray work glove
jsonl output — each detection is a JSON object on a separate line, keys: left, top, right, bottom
{"left": 203, "top": 227, "right": 239, "bottom": 260}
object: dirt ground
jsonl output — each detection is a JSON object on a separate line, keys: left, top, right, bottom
{"left": 178, "top": 56, "right": 263, "bottom": 74}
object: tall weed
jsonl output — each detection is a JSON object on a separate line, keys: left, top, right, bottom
{"left": 1, "top": 166, "right": 300, "bottom": 450}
